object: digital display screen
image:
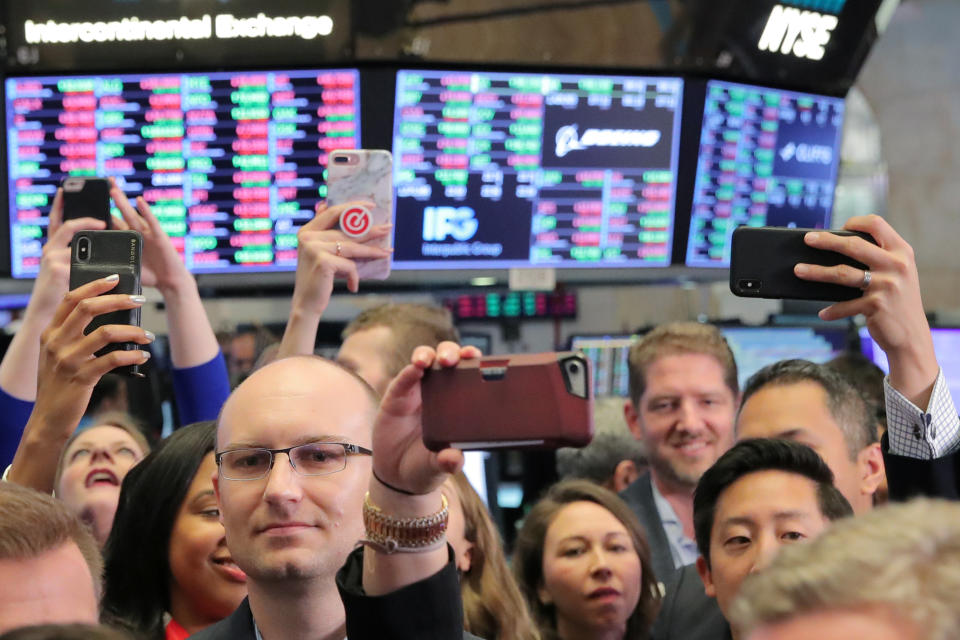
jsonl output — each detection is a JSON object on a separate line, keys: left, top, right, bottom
{"left": 5, "top": 68, "right": 360, "bottom": 278}
{"left": 686, "top": 80, "right": 845, "bottom": 268}
{"left": 861, "top": 327, "right": 960, "bottom": 406}
{"left": 569, "top": 334, "right": 640, "bottom": 398}
{"left": 722, "top": 326, "right": 849, "bottom": 388}
{"left": 392, "top": 70, "right": 684, "bottom": 269}
{"left": 443, "top": 290, "right": 577, "bottom": 321}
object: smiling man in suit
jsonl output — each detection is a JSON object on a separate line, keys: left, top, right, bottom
{"left": 621, "top": 322, "right": 740, "bottom": 582}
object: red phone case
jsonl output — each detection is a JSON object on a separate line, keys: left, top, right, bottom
{"left": 421, "top": 352, "right": 594, "bottom": 451}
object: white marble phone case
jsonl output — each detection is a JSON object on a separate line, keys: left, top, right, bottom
{"left": 326, "top": 149, "right": 394, "bottom": 279}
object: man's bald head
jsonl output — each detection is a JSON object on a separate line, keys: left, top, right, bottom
{"left": 216, "top": 355, "right": 379, "bottom": 449}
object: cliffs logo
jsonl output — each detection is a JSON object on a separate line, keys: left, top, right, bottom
{"left": 554, "top": 125, "right": 661, "bottom": 158}
{"left": 422, "top": 206, "right": 478, "bottom": 242}
{"left": 757, "top": 4, "right": 839, "bottom": 62}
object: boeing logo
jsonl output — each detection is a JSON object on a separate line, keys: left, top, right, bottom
{"left": 423, "top": 206, "right": 478, "bottom": 242}
{"left": 554, "top": 125, "right": 661, "bottom": 158}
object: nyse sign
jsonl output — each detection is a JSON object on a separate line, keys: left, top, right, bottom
{"left": 757, "top": 4, "right": 839, "bottom": 62}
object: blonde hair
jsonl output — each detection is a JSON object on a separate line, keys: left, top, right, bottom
{"left": 449, "top": 472, "right": 540, "bottom": 640}
{"left": 729, "top": 498, "right": 960, "bottom": 639}
{"left": 0, "top": 483, "right": 103, "bottom": 598}
{"left": 342, "top": 303, "right": 459, "bottom": 379}
{"left": 54, "top": 412, "right": 150, "bottom": 493}
{"left": 627, "top": 322, "right": 738, "bottom": 406}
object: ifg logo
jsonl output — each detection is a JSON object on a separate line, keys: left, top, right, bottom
{"left": 422, "top": 206, "right": 478, "bottom": 241}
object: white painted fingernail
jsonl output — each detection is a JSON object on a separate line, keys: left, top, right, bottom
{"left": 140, "top": 350, "right": 151, "bottom": 360}
{"left": 104, "top": 274, "right": 120, "bottom": 282}
{"left": 143, "top": 330, "right": 156, "bottom": 342}
{"left": 129, "top": 295, "right": 147, "bottom": 304}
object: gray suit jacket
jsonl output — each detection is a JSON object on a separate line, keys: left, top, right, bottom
{"left": 620, "top": 472, "right": 677, "bottom": 584}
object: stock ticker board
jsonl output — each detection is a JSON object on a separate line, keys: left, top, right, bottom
{"left": 391, "top": 70, "right": 684, "bottom": 270}
{"left": 685, "top": 80, "right": 845, "bottom": 268}
{"left": 5, "top": 69, "right": 359, "bottom": 277}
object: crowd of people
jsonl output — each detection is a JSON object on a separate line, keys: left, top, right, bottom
{"left": 0, "top": 182, "right": 958, "bottom": 640}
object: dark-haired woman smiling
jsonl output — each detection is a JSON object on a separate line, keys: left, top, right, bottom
{"left": 101, "top": 422, "right": 246, "bottom": 639}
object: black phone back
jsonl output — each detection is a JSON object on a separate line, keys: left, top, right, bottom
{"left": 61, "top": 177, "right": 112, "bottom": 226}
{"left": 69, "top": 230, "right": 143, "bottom": 376}
{"left": 730, "top": 227, "right": 874, "bottom": 302}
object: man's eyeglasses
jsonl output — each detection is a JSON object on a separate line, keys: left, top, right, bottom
{"left": 215, "top": 442, "right": 373, "bottom": 481}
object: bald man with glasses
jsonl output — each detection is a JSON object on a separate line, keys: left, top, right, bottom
{"left": 191, "top": 347, "right": 481, "bottom": 640}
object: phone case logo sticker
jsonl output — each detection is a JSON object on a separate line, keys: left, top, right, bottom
{"left": 340, "top": 206, "right": 372, "bottom": 238}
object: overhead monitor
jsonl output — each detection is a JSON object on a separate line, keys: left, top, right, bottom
{"left": 721, "top": 325, "right": 850, "bottom": 388}
{"left": 685, "top": 80, "right": 845, "bottom": 268}
{"left": 860, "top": 327, "right": 960, "bottom": 406}
{"left": 391, "top": 70, "right": 684, "bottom": 270}
{"left": 5, "top": 68, "right": 360, "bottom": 278}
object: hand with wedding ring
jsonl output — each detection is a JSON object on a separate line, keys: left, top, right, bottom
{"left": 794, "top": 214, "right": 939, "bottom": 404}
{"left": 278, "top": 200, "right": 393, "bottom": 358}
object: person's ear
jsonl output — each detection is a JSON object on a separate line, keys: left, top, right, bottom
{"left": 612, "top": 460, "right": 642, "bottom": 493}
{"left": 696, "top": 555, "right": 717, "bottom": 598}
{"left": 858, "top": 442, "right": 885, "bottom": 498}
{"left": 457, "top": 540, "right": 475, "bottom": 574}
{"left": 624, "top": 400, "right": 644, "bottom": 440}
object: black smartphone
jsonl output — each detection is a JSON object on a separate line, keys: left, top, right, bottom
{"left": 421, "top": 352, "right": 594, "bottom": 451}
{"left": 69, "top": 230, "right": 144, "bottom": 377}
{"left": 61, "top": 177, "right": 111, "bottom": 227}
{"left": 730, "top": 226, "right": 876, "bottom": 302}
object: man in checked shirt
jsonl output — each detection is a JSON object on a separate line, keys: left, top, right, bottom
{"left": 795, "top": 214, "right": 960, "bottom": 500}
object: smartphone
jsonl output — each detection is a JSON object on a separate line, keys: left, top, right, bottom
{"left": 421, "top": 352, "right": 594, "bottom": 451}
{"left": 325, "top": 149, "right": 393, "bottom": 280}
{"left": 69, "top": 230, "right": 144, "bottom": 377}
{"left": 61, "top": 177, "right": 112, "bottom": 227}
{"left": 730, "top": 226, "right": 876, "bottom": 301}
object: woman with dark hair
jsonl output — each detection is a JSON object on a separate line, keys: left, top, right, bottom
{"left": 101, "top": 422, "right": 246, "bottom": 640}
{"left": 513, "top": 479, "right": 661, "bottom": 640}
{"left": 442, "top": 472, "right": 539, "bottom": 640}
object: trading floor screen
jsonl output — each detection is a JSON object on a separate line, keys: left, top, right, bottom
{"left": 685, "top": 80, "right": 845, "bottom": 268}
{"left": 5, "top": 69, "right": 359, "bottom": 277}
{"left": 392, "top": 70, "right": 684, "bottom": 270}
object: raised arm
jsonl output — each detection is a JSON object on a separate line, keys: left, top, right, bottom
{"left": 336, "top": 342, "right": 480, "bottom": 639}
{"left": 109, "top": 180, "right": 218, "bottom": 369}
{"left": 278, "top": 201, "right": 392, "bottom": 359}
{"left": 0, "top": 189, "right": 106, "bottom": 401}
{"left": 6, "top": 276, "right": 152, "bottom": 492}
{"left": 795, "top": 215, "right": 959, "bottom": 461}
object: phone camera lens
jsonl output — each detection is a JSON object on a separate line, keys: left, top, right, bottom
{"left": 334, "top": 155, "right": 349, "bottom": 163}
{"left": 77, "top": 237, "right": 91, "bottom": 261}
{"left": 568, "top": 362, "right": 580, "bottom": 374}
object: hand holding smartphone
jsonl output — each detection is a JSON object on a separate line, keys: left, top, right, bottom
{"left": 730, "top": 226, "right": 877, "bottom": 301}
{"left": 69, "top": 230, "right": 145, "bottom": 377}
{"left": 325, "top": 149, "right": 393, "bottom": 280}
{"left": 420, "top": 352, "right": 594, "bottom": 451}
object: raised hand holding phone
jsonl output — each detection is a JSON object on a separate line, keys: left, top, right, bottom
{"left": 69, "top": 230, "right": 145, "bottom": 377}
{"left": 325, "top": 149, "right": 393, "bottom": 279}
{"left": 795, "top": 215, "right": 939, "bottom": 407}
{"left": 277, "top": 198, "right": 393, "bottom": 359}
{"left": 729, "top": 226, "right": 876, "bottom": 301}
